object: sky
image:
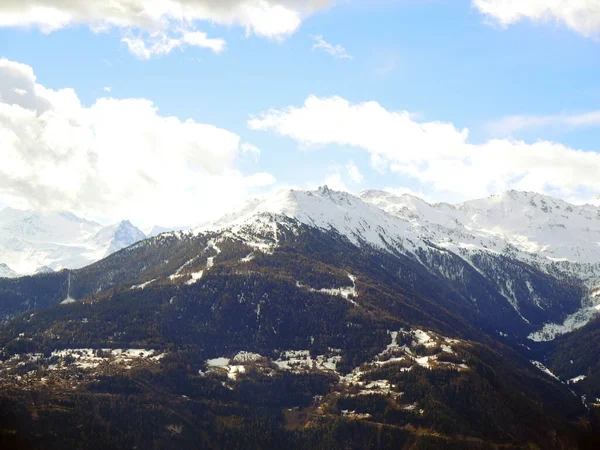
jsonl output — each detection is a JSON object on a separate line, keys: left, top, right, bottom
{"left": 1, "top": 0, "right": 600, "bottom": 229}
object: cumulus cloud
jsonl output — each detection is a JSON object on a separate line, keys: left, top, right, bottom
{"left": 312, "top": 34, "right": 352, "bottom": 59}
{"left": 0, "top": 58, "right": 274, "bottom": 227}
{"left": 0, "top": 0, "right": 334, "bottom": 41}
{"left": 249, "top": 95, "right": 600, "bottom": 202}
{"left": 346, "top": 161, "right": 364, "bottom": 184}
{"left": 315, "top": 161, "right": 363, "bottom": 194}
{"left": 473, "top": 0, "right": 600, "bottom": 37}
{"left": 486, "top": 111, "right": 600, "bottom": 136}
{"left": 122, "top": 29, "right": 226, "bottom": 59}
{"left": 322, "top": 171, "right": 349, "bottom": 192}
{"left": 241, "top": 142, "right": 261, "bottom": 162}
{"left": 0, "top": 0, "right": 335, "bottom": 58}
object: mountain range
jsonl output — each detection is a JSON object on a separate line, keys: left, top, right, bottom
{"left": 203, "top": 187, "right": 600, "bottom": 339}
{"left": 0, "top": 208, "right": 146, "bottom": 277}
{"left": 1, "top": 187, "right": 600, "bottom": 448}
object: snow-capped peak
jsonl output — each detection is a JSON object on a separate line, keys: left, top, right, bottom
{"left": 92, "top": 220, "right": 146, "bottom": 257}
{"left": 0, "top": 209, "right": 146, "bottom": 276}
{"left": 199, "top": 186, "right": 420, "bottom": 254}
{"left": 0, "top": 263, "right": 17, "bottom": 279}
{"left": 358, "top": 189, "right": 600, "bottom": 266}
{"left": 201, "top": 187, "right": 600, "bottom": 269}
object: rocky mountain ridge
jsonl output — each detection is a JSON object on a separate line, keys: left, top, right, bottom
{"left": 0, "top": 208, "right": 146, "bottom": 277}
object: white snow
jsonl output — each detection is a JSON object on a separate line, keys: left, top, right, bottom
{"left": 569, "top": 375, "right": 587, "bottom": 384}
{"left": 131, "top": 279, "right": 156, "bottom": 290}
{"left": 0, "top": 263, "right": 17, "bottom": 278}
{"left": 296, "top": 273, "right": 358, "bottom": 306}
{"left": 241, "top": 253, "right": 254, "bottom": 263}
{"left": 185, "top": 271, "right": 204, "bottom": 285}
{"left": 206, "top": 357, "right": 230, "bottom": 367}
{"left": 528, "top": 304, "right": 600, "bottom": 342}
{"left": 169, "top": 258, "right": 196, "bottom": 280}
{"left": 189, "top": 187, "right": 600, "bottom": 329}
{"left": 205, "top": 356, "right": 250, "bottom": 380}
{"left": 0, "top": 208, "right": 146, "bottom": 276}
{"left": 232, "top": 352, "right": 263, "bottom": 363}
{"left": 360, "top": 189, "right": 600, "bottom": 268}
{"left": 341, "top": 410, "right": 371, "bottom": 419}
{"left": 273, "top": 349, "right": 342, "bottom": 373}
{"left": 531, "top": 360, "right": 560, "bottom": 380}
{"left": 196, "top": 187, "right": 425, "bottom": 257}
{"left": 412, "top": 330, "right": 432, "bottom": 346}
{"left": 197, "top": 328, "right": 466, "bottom": 397}
{"left": 205, "top": 239, "right": 221, "bottom": 269}
{"left": 50, "top": 348, "right": 164, "bottom": 369}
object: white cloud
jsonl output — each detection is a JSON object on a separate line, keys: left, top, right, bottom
{"left": 0, "top": 58, "right": 274, "bottom": 227}
{"left": 241, "top": 142, "right": 261, "bottom": 161}
{"left": 103, "top": 86, "right": 112, "bottom": 92}
{"left": 322, "top": 171, "right": 349, "bottom": 192}
{"left": 486, "top": 111, "right": 600, "bottom": 136}
{"left": 249, "top": 95, "right": 600, "bottom": 201}
{"left": 315, "top": 161, "right": 362, "bottom": 194}
{"left": 0, "top": 1, "right": 334, "bottom": 43}
{"left": 346, "top": 161, "right": 364, "bottom": 184}
{"left": 312, "top": 34, "right": 352, "bottom": 59}
{"left": 122, "top": 29, "right": 226, "bottom": 59}
{"left": 473, "top": 0, "right": 600, "bottom": 37}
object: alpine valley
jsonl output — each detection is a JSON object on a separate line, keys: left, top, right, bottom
{"left": 2, "top": 187, "right": 600, "bottom": 449}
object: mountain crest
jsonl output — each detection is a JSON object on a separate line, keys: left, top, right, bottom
{"left": 0, "top": 209, "right": 146, "bottom": 276}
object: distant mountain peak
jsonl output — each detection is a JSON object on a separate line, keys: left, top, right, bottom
{"left": 0, "top": 263, "right": 17, "bottom": 279}
{"left": 94, "top": 220, "right": 146, "bottom": 257}
{"left": 316, "top": 185, "right": 332, "bottom": 196}
{"left": 0, "top": 209, "right": 146, "bottom": 276}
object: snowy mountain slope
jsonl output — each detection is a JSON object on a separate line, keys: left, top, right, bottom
{"left": 360, "top": 190, "right": 600, "bottom": 266}
{"left": 204, "top": 186, "right": 600, "bottom": 281}
{"left": 359, "top": 189, "right": 600, "bottom": 339}
{"left": 194, "top": 187, "right": 596, "bottom": 335}
{"left": 0, "top": 208, "right": 146, "bottom": 276}
{"left": 146, "top": 225, "right": 190, "bottom": 238}
{"left": 0, "top": 263, "right": 16, "bottom": 279}
{"left": 201, "top": 186, "right": 426, "bottom": 256}
{"left": 91, "top": 220, "right": 146, "bottom": 257}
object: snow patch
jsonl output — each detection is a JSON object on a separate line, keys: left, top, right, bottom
{"left": 568, "top": 375, "right": 586, "bottom": 384}
{"left": 531, "top": 360, "right": 560, "bottom": 380}
{"left": 131, "top": 279, "right": 156, "bottom": 290}
{"left": 51, "top": 348, "right": 164, "bottom": 369}
{"left": 185, "top": 271, "right": 204, "bottom": 285}
{"left": 273, "top": 349, "right": 341, "bottom": 373}
{"left": 528, "top": 305, "right": 600, "bottom": 342}
{"left": 207, "top": 357, "right": 230, "bottom": 367}
{"left": 232, "top": 351, "right": 263, "bottom": 363}
{"left": 296, "top": 273, "right": 358, "bottom": 306}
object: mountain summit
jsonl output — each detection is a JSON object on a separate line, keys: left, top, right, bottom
{"left": 0, "top": 209, "right": 146, "bottom": 277}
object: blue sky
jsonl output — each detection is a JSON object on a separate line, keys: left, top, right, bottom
{"left": 1, "top": 0, "right": 600, "bottom": 227}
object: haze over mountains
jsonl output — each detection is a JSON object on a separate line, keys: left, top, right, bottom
{"left": 0, "top": 208, "right": 146, "bottom": 277}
